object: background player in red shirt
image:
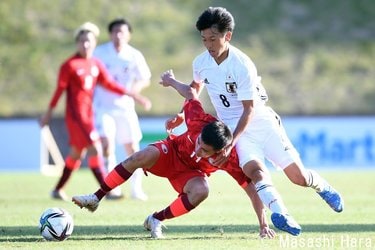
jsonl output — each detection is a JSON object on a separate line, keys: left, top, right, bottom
{"left": 72, "top": 77, "right": 276, "bottom": 239}
{"left": 40, "top": 22, "right": 150, "bottom": 201}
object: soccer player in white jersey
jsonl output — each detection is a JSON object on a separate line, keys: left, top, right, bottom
{"left": 93, "top": 18, "right": 152, "bottom": 200}
{"left": 162, "top": 7, "right": 343, "bottom": 236}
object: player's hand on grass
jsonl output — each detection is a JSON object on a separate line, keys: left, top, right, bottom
{"left": 259, "top": 226, "right": 276, "bottom": 239}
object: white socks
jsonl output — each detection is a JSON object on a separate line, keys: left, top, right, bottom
{"left": 306, "top": 169, "right": 327, "bottom": 193}
{"left": 255, "top": 180, "right": 288, "bottom": 214}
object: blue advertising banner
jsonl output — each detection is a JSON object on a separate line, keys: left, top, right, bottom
{"left": 283, "top": 117, "right": 375, "bottom": 169}
{"left": 0, "top": 116, "right": 374, "bottom": 171}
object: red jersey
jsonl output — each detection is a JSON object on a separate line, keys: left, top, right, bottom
{"left": 48, "top": 54, "right": 126, "bottom": 149}
{"left": 148, "top": 99, "right": 249, "bottom": 193}
{"left": 49, "top": 54, "right": 126, "bottom": 124}
{"left": 171, "top": 99, "right": 249, "bottom": 186}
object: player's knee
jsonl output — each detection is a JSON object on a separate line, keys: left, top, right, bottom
{"left": 284, "top": 164, "right": 309, "bottom": 186}
{"left": 243, "top": 163, "right": 267, "bottom": 183}
{"left": 197, "top": 186, "right": 209, "bottom": 200}
{"left": 191, "top": 184, "right": 209, "bottom": 202}
{"left": 65, "top": 156, "right": 81, "bottom": 170}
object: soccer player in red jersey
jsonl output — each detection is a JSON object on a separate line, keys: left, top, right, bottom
{"left": 72, "top": 74, "right": 276, "bottom": 239}
{"left": 40, "top": 22, "right": 150, "bottom": 201}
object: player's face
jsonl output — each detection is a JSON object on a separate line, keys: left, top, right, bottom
{"left": 195, "top": 135, "right": 217, "bottom": 158}
{"left": 76, "top": 32, "right": 96, "bottom": 58}
{"left": 200, "top": 27, "right": 232, "bottom": 64}
{"left": 110, "top": 24, "right": 131, "bottom": 47}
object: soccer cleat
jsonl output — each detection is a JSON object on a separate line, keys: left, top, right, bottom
{"left": 51, "top": 189, "right": 69, "bottom": 201}
{"left": 143, "top": 214, "right": 165, "bottom": 239}
{"left": 72, "top": 194, "right": 100, "bottom": 212}
{"left": 271, "top": 213, "right": 301, "bottom": 236}
{"left": 317, "top": 185, "right": 344, "bottom": 212}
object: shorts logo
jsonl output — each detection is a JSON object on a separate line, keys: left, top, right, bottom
{"left": 161, "top": 144, "right": 168, "bottom": 154}
{"left": 225, "top": 82, "right": 237, "bottom": 93}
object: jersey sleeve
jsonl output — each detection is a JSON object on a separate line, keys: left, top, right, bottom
{"left": 49, "top": 63, "right": 69, "bottom": 108}
{"left": 133, "top": 50, "right": 152, "bottom": 81}
{"left": 235, "top": 58, "right": 257, "bottom": 101}
{"left": 222, "top": 150, "right": 250, "bottom": 187}
{"left": 192, "top": 56, "right": 203, "bottom": 84}
{"left": 225, "top": 164, "right": 251, "bottom": 187}
{"left": 96, "top": 59, "right": 127, "bottom": 95}
{"left": 183, "top": 99, "right": 216, "bottom": 133}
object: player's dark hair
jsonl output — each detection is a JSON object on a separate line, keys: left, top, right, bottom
{"left": 201, "top": 121, "right": 232, "bottom": 151}
{"left": 108, "top": 18, "right": 132, "bottom": 33}
{"left": 196, "top": 7, "right": 235, "bottom": 33}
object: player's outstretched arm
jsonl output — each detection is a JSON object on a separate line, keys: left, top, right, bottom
{"left": 128, "top": 91, "right": 152, "bottom": 111}
{"left": 243, "top": 182, "right": 276, "bottom": 239}
{"left": 159, "top": 69, "right": 197, "bottom": 100}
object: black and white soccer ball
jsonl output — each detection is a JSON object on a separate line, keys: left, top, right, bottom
{"left": 39, "top": 207, "right": 74, "bottom": 241}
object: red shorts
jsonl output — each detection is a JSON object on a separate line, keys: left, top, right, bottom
{"left": 147, "top": 139, "right": 205, "bottom": 194}
{"left": 66, "top": 118, "right": 99, "bottom": 151}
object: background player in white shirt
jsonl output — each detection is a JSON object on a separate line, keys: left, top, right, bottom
{"left": 94, "top": 18, "right": 152, "bottom": 200}
{"left": 163, "top": 7, "right": 343, "bottom": 236}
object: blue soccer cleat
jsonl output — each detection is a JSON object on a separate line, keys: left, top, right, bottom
{"left": 318, "top": 185, "right": 344, "bottom": 212}
{"left": 271, "top": 213, "right": 301, "bottom": 236}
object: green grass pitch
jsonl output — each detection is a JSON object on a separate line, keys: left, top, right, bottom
{"left": 0, "top": 169, "right": 374, "bottom": 249}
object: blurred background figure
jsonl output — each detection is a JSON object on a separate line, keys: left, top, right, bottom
{"left": 93, "top": 18, "right": 152, "bottom": 201}
{"left": 40, "top": 22, "right": 149, "bottom": 201}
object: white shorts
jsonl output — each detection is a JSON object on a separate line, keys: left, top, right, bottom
{"left": 95, "top": 108, "right": 142, "bottom": 145}
{"left": 235, "top": 107, "right": 301, "bottom": 170}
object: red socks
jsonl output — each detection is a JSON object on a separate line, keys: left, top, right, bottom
{"left": 153, "top": 194, "right": 195, "bottom": 221}
{"left": 95, "top": 164, "right": 132, "bottom": 200}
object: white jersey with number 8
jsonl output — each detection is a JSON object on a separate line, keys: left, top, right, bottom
{"left": 193, "top": 44, "right": 268, "bottom": 128}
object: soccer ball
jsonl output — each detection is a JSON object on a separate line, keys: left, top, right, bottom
{"left": 39, "top": 207, "right": 74, "bottom": 241}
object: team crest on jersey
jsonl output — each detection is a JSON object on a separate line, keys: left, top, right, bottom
{"left": 203, "top": 78, "right": 210, "bottom": 84}
{"left": 225, "top": 82, "right": 237, "bottom": 93}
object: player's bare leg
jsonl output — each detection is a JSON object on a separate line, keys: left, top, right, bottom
{"left": 144, "top": 176, "right": 208, "bottom": 239}
{"left": 72, "top": 146, "right": 158, "bottom": 211}
{"left": 284, "top": 163, "right": 344, "bottom": 212}
{"left": 125, "top": 142, "right": 148, "bottom": 201}
{"left": 52, "top": 147, "right": 83, "bottom": 201}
